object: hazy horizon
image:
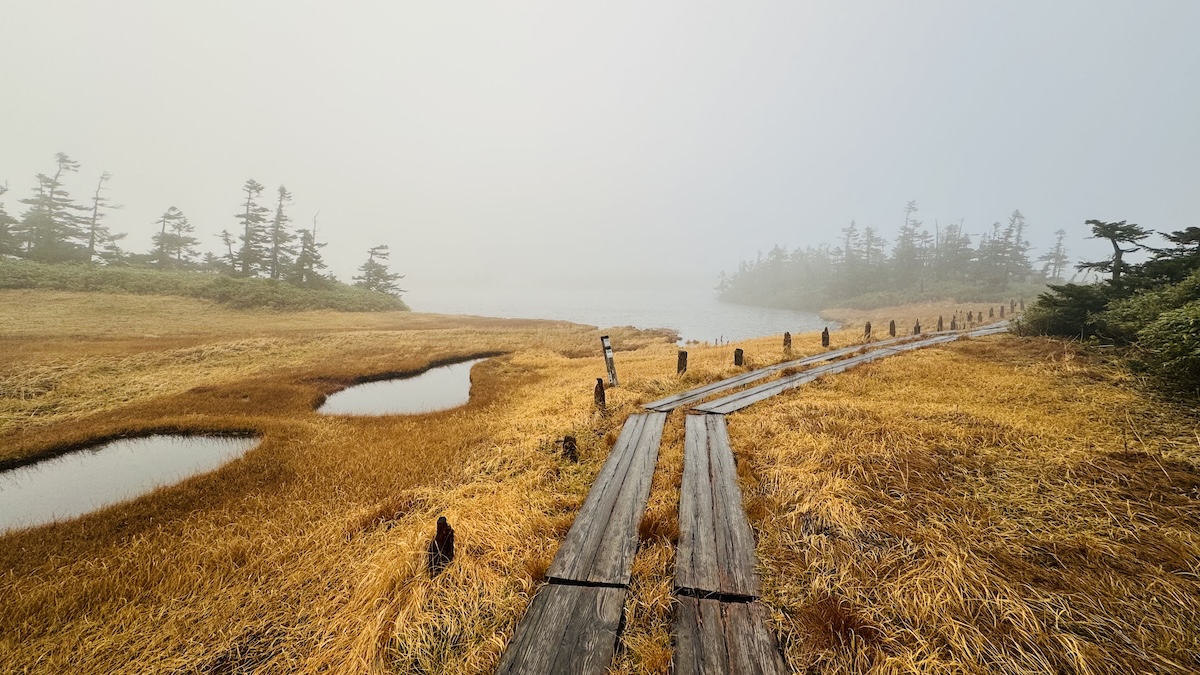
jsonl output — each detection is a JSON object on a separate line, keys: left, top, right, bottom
{"left": 4, "top": 2, "right": 1198, "bottom": 293}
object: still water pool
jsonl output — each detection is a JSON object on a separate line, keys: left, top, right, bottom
{"left": 317, "top": 358, "right": 485, "bottom": 416}
{"left": 0, "top": 435, "right": 259, "bottom": 532}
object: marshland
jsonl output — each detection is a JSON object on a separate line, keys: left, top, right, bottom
{"left": 5, "top": 3, "right": 1200, "bottom": 673}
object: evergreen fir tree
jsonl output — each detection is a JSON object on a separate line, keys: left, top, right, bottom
{"left": 84, "top": 172, "right": 125, "bottom": 264}
{"left": 151, "top": 207, "right": 199, "bottom": 268}
{"left": 290, "top": 213, "right": 328, "bottom": 286}
{"left": 266, "top": 185, "right": 296, "bottom": 279}
{"left": 233, "top": 179, "right": 270, "bottom": 277}
{"left": 0, "top": 183, "right": 17, "bottom": 257}
{"left": 352, "top": 244, "right": 404, "bottom": 296}
{"left": 16, "top": 153, "right": 87, "bottom": 262}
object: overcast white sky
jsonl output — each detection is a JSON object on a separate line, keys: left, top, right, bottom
{"left": 3, "top": 1, "right": 1198, "bottom": 291}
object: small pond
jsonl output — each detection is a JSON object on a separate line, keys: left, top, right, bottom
{"left": 0, "top": 434, "right": 260, "bottom": 533}
{"left": 318, "top": 358, "right": 485, "bottom": 416}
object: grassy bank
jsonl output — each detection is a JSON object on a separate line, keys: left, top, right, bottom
{"left": 0, "top": 258, "right": 408, "bottom": 311}
{"left": 1, "top": 292, "right": 1197, "bottom": 673}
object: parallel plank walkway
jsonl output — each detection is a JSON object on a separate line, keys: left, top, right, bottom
{"left": 673, "top": 413, "right": 789, "bottom": 674}
{"left": 496, "top": 412, "right": 666, "bottom": 675}
{"left": 643, "top": 335, "right": 914, "bottom": 412}
{"left": 676, "top": 414, "right": 759, "bottom": 598}
{"left": 695, "top": 323, "right": 1008, "bottom": 414}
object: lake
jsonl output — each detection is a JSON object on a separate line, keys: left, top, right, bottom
{"left": 408, "top": 285, "right": 824, "bottom": 343}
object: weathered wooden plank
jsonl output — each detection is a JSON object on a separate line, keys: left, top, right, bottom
{"left": 676, "top": 414, "right": 715, "bottom": 593}
{"left": 676, "top": 414, "right": 760, "bottom": 597}
{"left": 694, "top": 327, "right": 1003, "bottom": 415}
{"left": 546, "top": 412, "right": 668, "bottom": 585}
{"left": 706, "top": 415, "right": 760, "bottom": 598}
{"left": 673, "top": 597, "right": 789, "bottom": 675}
{"left": 584, "top": 411, "right": 666, "bottom": 585}
{"left": 642, "top": 336, "right": 911, "bottom": 412}
{"left": 546, "top": 414, "right": 646, "bottom": 582}
{"left": 495, "top": 583, "right": 626, "bottom": 675}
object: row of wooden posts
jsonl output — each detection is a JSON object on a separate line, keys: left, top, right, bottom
{"left": 436, "top": 300, "right": 1024, "bottom": 576}
{"left": 595, "top": 299, "right": 1022, "bottom": 405}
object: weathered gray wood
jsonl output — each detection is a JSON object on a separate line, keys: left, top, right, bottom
{"left": 643, "top": 335, "right": 914, "bottom": 412}
{"left": 673, "top": 597, "right": 789, "bottom": 675}
{"left": 495, "top": 583, "right": 626, "bottom": 675}
{"left": 676, "top": 415, "right": 716, "bottom": 594}
{"left": 678, "top": 350, "right": 688, "bottom": 374}
{"left": 733, "top": 348, "right": 744, "bottom": 366}
{"left": 600, "top": 335, "right": 619, "bottom": 387}
{"left": 594, "top": 378, "right": 605, "bottom": 409}
{"left": 676, "top": 415, "right": 760, "bottom": 597}
{"left": 889, "top": 319, "right": 896, "bottom": 337}
{"left": 821, "top": 327, "right": 829, "bottom": 347}
{"left": 694, "top": 326, "right": 1005, "bottom": 415}
{"left": 706, "top": 415, "right": 759, "bottom": 597}
{"left": 546, "top": 412, "right": 667, "bottom": 585}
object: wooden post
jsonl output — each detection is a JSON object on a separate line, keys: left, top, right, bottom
{"left": 950, "top": 316, "right": 958, "bottom": 331}
{"left": 594, "top": 378, "right": 606, "bottom": 409}
{"left": 999, "top": 305, "right": 1005, "bottom": 318}
{"left": 1019, "top": 298, "right": 1025, "bottom": 311}
{"left": 733, "top": 348, "right": 744, "bottom": 366}
{"left": 913, "top": 320, "right": 921, "bottom": 335}
{"left": 783, "top": 332, "right": 792, "bottom": 350}
{"left": 989, "top": 307, "right": 995, "bottom": 318}
{"left": 600, "top": 335, "right": 618, "bottom": 387}
{"left": 428, "top": 516, "right": 455, "bottom": 577}
{"left": 967, "top": 310, "right": 974, "bottom": 323}
{"left": 1010, "top": 299, "right": 1016, "bottom": 312}
{"left": 677, "top": 350, "right": 688, "bottom": 375}
{"left": 937, "top": 315, "right": 944, "bottom": 332}
{"left": 864, "top": 321, "right": 872, "bottom": 340}
{"left": 889, "top": 320, "right": 896, "bottom": 337}
{"left": 821, "top": 327, "right": 829, "bottom": 347}
{"left": 562, "top": 435, "right": 578, "bottom": 462}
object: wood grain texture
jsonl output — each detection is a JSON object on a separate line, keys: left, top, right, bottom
{"left": 495, "top": 583, "right": 626, "bottom": 675}
{"left": 546, "top": 412, "right": 667, "bottom": 585}
{"left": 676, "top": 413, "right": 759, "bottom": 597}
{"left": 673, "top": 597, "right": 790, "bottom": 675}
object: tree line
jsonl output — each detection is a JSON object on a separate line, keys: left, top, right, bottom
{"left": 716, "top": 202, "right": 1069, "bottom": 310}
{"left": 0, "top": 153, "right": 403, "bottom": 296}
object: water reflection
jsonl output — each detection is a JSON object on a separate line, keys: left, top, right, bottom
{"left": 0, "top": 435, "right": 259, "bottom": 532}
{"left": 318, "top": 358, "right": 485, "bottom": 416}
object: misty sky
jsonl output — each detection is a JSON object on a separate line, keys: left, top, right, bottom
{"left": 3, "top": 2, "right": 1198, "bottom": 293}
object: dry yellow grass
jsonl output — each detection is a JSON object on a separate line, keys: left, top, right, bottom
{"left": 822, "top": 300, "right": 1018, "bottom": 334}
{"left": 1, "top": 291, "right": 1197, "bottom": 674}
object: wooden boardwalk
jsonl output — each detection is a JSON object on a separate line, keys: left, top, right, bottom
{"left": 496, "top": 412, "right": 666, "bottom": 674}
{"left": 695, "top": 323, "right": 1008, "bottom": 415}
{"left": 674, "top": 596, "right": 790, "bottom": 675}
{"left": 676, "top": 414, "right": 759, "bottom": 598}
{"left": 546, "top": 412, "right": 667, "bottom": 585}
{"left": 672, "top": 413, "right": 789, "bottom": 674}
{"left": 643, "top": 335, "right": 913, "bottom": 412}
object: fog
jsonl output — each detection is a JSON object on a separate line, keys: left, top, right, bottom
{"left": 4, "top": 1, "right": 1198, "bottom": 297}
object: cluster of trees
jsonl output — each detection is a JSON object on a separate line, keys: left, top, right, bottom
{"left": 1021, "top": 221, "right": 1200, "bottom": 391}
{"left": 717, "top": 203, "right": 1068, "bottom": 310}
{"left": 0, "top": 153, "right": 404, "bottom": 297}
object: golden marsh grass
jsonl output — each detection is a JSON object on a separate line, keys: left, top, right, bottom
{"left": 1, "top": 292, "right": 1197, "bottom": 674}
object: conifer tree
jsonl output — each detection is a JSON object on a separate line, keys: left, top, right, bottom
{"left": 290, "top": 213, "right": 328, "bottom": 286}
{"left": 352, "top": 244, "right": 404, "bottom": 296}
{"left": 151, "top": 207, "right": 199, "bottom": 268}
{"left": 217, "top": 229, "right": 237, "bottom": 270}
{"left": 1077, "top": 220, "right": 1149, "bottom": 284}
{"left": 84, "top": 171, "right": 126, "bottom": 264}
{"left": 1037, "top": 229, "right": 1070, "bottom": 281}
{"left": 266, "top": 185, "right": 296, "bottom": 279}
{"left": 0, "top": 183, "right": 17, "bottom": 257}
{"left": 17, "top": 153, "right": 86, "bottom": 262}
{"left": 233, "top": 179, "right": 270, "bottom": 277}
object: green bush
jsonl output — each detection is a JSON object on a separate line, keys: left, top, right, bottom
{"left": 0, "top": 259, "right": 409, "bottom": 312}
{"left": 1013, "top": 283, "right": 1110, "bottom": 338}
{"left": 1137, "top": 300, "right": 1200, "bottom": 391}
{"left": 1099, "top": 269, "right": 1200, "bottom": 343}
